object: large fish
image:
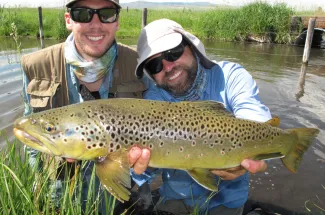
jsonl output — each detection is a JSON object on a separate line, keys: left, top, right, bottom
{"left": 13, "top": 99, "right": 319, "bottom": 202}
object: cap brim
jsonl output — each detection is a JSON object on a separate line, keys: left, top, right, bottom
{"left": 66, "top": 0, "right": 121, "bottom": 8}
{"left": 136, "top": 32, "right": 182, "bottom": 78}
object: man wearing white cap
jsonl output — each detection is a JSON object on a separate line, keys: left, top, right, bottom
{"left": 134, "top": 19, "right": 271, "bottom": 214}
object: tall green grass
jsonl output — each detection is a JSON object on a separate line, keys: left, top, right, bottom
{"left": 0, "top": 2, "right": 314, "bottom": 43}
{"left": 0, "top": 6, "right": 69, "bottom": 40}
{"left": 0, "top": 136, "right": 115, "bottom": 214}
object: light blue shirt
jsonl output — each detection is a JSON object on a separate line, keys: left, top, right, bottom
{"left": 141, "top": 61, "right": 271, "bottom": 212}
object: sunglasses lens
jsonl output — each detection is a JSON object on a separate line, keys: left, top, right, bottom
{"left": 98, "top": 8, "right": 118, "bottom": 23}
{"left": 144, "top": 43, "right": 185, "bottom": 75}
{"left": 164, "top": 45, "right": 184, "bottom": 62}
{"left": 70, "top": 8, "right": 118, "bottom": 23}
{"left": 145, "top": 57, "right": 163, "bottom": 75}
{"left": 70, "top": 8, "right": 92, "bottom": 23}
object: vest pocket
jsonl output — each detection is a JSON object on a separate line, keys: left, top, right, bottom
{"left": 27, "top": 79, "right": 60, "bottom": 111}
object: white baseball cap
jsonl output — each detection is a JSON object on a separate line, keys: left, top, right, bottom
{"left": 135, "top": 19, "right": 215, "bottom": 79}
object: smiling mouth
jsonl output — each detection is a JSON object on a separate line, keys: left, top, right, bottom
{"left": 87, "top": 36, "right": 104, "bottom": 41}
{"left": 168, "top": 71, "right": 182, "bottom": 81}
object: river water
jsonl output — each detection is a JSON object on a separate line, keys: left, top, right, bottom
{"left": 0, "top": 37, "right": 324, "bottom": 214}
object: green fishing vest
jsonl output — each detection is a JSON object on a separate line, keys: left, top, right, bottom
{"left": 21, "top": 42, "right": 146, "bottom": 112}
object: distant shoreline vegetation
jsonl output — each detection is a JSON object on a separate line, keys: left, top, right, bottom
{"left": 0, "top": 2, "right": 323, "bottom": 44}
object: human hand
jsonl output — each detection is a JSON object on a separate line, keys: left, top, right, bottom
{"left": 65, "top": 158, "right": 77, "bottom": 163}
{"left": 128, "top": 146, "right": 150, "bottom": 174}
{"left": 210, "top": 159, "right": 267, "bottom": 180}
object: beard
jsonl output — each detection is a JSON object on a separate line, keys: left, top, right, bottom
{"left": 156, "top": 59, "right": 198, "bottom": 97}
{"left": 75, "top": 39, "right": 109, "bottom": 59}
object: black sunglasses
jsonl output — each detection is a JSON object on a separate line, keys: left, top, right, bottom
{"left": 69, "top": 7, "right": 119, "bottom": 23}
{"left": 144, "top": 42, "right": 186, "bottom": 76}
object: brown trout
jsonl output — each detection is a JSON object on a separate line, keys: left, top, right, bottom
{"left": 13, "top": 98, "right": 319, "bottom": 202}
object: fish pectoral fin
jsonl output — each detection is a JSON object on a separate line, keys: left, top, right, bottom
{"left": 95, "top": 149, "right": 131, "bottom": 203}
{"left": 266, "top": 116, "right": 280, "bottom": 127}
{"left": 187, "top": 168, "right": 219, "bottom": 191}
{"left": 252, "top": 152, "right": 284, "bottom": 161}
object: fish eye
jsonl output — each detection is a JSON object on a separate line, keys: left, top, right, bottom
{"left": 43, "top": 123, "right": 56, "bottom": 133}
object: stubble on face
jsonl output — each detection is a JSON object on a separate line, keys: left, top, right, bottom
{"left": 156, "top": 58, "right": 198, "bottom": 96}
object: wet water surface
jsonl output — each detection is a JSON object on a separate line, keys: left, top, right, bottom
{"left": 0, "top": 37, "right": 324, "bottom": 214}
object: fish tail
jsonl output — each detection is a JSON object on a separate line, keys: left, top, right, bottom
{"left": 282, "top": 128, "right": 319, "bottom": 173}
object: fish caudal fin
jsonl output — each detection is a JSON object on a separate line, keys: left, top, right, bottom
{"left": 95, "top": 149, "right": 131, "bottom": 202}
{"left": 187, "top": 168, "right": 219, "bottom": 191}
{"left": 282, "top": 128, "right": 319, "bottom": 173}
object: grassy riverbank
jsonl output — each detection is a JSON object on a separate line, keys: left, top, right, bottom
{"left": 0, "top": 2, "right": 320, "bottom": 43}
{"left": 0, "top": 137, "right": 116, "bottom": 215}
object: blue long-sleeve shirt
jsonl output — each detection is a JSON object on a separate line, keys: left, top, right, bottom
{"left": 142, "top": 61, "right": 271, "bottom": 211}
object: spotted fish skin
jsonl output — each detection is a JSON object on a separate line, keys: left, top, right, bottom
{"left": 13, "top": 98, "right": 320, "bottom": 202}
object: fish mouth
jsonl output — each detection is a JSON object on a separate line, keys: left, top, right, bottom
{"left": 13, "top": 128, "right": 60, "bottom": 155}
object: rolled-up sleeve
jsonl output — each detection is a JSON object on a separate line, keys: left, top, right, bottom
{"left": 223, "top": 62, "right": 271, "bottom": 122}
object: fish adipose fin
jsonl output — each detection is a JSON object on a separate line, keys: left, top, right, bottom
{"left": 266, "top": 116, "right": 280, "bottom": 127}
{"left": 282, "top": 128, "right": 319, "bottom": 173}
{"left": 95, "top": 149, "right": 131, "bottom": 202}
{"left": 187, "top": 168, "right": 219, "bottom": 191}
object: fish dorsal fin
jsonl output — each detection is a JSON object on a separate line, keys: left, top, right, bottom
{"left": 180, "top": 100, "right": 234, "bottom": 117}
{"left": 95, "top": 148, "right": 131, "bottom": 202}
{"left": 266, "top": 116, "right": 280, "bottom": 127}
{"left": 187, "top": 168, "right": 219, "bottom": 191}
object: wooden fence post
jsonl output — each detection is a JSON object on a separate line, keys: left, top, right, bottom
{"left": 142, "top": 8, "right": 147, "bottom": 29}
{"left": 38, "top": 6, "right": 44, "bottom": 49}
{"left": 302, "top": 18, "right": 316, "bottom": 64}
{"left": 295, "top": 63, "right": 307, "bottom": 101}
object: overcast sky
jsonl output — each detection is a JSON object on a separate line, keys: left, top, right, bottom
{"left": 0, "top": 0, "right": 324, "bottom": 10}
